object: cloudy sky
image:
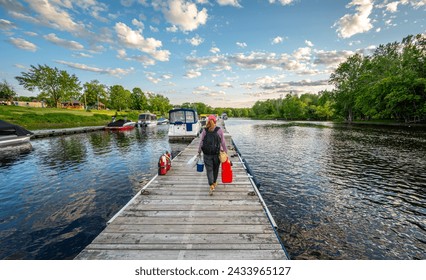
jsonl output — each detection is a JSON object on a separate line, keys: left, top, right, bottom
{"left": 0, "top": 0, "right": 425, "bottom": 107}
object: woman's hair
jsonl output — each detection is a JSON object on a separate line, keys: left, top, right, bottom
{"left": 206, "top": 119, "right": 216, "bottom": 132}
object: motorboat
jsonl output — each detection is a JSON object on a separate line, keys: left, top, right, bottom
{"left": 137, "top": 113, "right": 157, "bottom": 127}
{"left": 157, "top": 117, "right": 169, "bottom": 125}
{"left": 168, "top": 108, "right": 201, "bottom": 141}
{"left": 0, "top": 120, "right": 33, "bottom": 147}
{"left": 104, "top": 119, "right": 136, "bottom": 131}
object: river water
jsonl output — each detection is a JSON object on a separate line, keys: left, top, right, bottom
{"left": 0, "top": 120, "right": 425, "bottom": 260}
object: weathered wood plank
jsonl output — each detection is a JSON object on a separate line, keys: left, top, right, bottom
{"left": 77, "top": 249, "right": 286, "bottom": 260}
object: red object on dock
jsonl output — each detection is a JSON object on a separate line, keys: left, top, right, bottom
{"left": 221, "top": 160, "right": 233, "bottom": 183}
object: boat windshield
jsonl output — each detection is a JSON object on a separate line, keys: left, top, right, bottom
{"left": 139, "top": 114, "right": 156, "bottom": 121}
{"left": 169, "top": 110, "right": 198, "bottom": 124}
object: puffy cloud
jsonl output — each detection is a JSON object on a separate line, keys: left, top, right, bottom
{"left": 335, "top": 0, "right": 374, "bottom": 38}
{"left": 160, "top": 0, "right": 208, "bottom": 32}
{"left": 185, "top": 69, "right": 202, "bottom": 78}
{"left": 217, "top": 0, "right": 241, "bottom": 7}
{"left": 8, "top": 37, "right": 37, "bottom": 51}
{"left": 43, "top": 33, "right": 84, "bottom": 50}
{"left": 55, "top": 60, "right": 134, "bottom": 77}
{"left": 186, "top": 34, "right": 204, "bottom": 46}
{"left": 272, "top": 36, "right": 283, "bottom": 44}
{"left": 115, "top": 22, "right": 170, "bottom": 62}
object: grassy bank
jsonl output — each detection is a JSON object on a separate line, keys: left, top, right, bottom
{"left": 0, "top": 106, "right": 140, "bottom": 130}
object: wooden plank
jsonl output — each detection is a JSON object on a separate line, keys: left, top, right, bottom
{"left": 112, "top": 216, "right": 270, "bottom": 225}
{"left": 77, "top": 249, "right": 286, "bottom": 260}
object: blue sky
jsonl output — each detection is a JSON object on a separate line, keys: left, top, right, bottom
{"left": 0, "top": 0, "right": 425, "bottom": 107}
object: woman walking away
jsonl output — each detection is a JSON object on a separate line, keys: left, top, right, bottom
{"left": 198, "top": 115, "right": 227, "bottom": 195}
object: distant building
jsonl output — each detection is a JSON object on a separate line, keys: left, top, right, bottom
{"left": 12, "top": 101, "right": 46, "bottom": 108}
{"left": 61, "top": 100, "right": 84, "bottom": 109}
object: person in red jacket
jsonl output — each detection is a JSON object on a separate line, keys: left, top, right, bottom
{"left": 198, "top": 115, "right": 227, "bottom": 195}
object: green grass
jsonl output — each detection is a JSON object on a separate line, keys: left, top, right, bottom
{"left": 0, "top": 106, "right": 139, "bottom": 130}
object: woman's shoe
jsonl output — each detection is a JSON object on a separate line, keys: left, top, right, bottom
{"left": 209, "top": 184, "right": 215, "bottom": 196}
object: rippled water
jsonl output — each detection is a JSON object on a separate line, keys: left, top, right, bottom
{"left": 0, "top": 125, "right": 187, "bottom": 259}
{"left": 226, "top": 119, "right": 426, "bottom": 260}
{"left": 1, "top": 120, "right": 425, "bottom": 260}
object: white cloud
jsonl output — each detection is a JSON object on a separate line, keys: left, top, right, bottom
{"left": 132, "top": 18, "right": 145, "bottom": 29}
{"left": 335, "top": 0, "right": 374, "bottom": 38}
{"left": 43, "top": 33, "right": 84, "bottom": 50}
{"left": 216, "top": 82, "right": 233, "bottom": 88}
{"left": 0, "top": 19, "right": 16, "bottom": 30}
{"left": 185, "top": 69, "right": 202, "bottom": 78}
{"left": 236, "top": 41, "right": 247, "bottom": 48}
{"left": 115, "top": 22, "right": 170, "bottom": 62}
{"left": 166, "top": 25, "right": 179, "bottom": 32}
{"left": 56, "top": 60, "right": 134, "bottom": 77}
{"left": 305, "top": 40, "right": 314, "bottom": 47}
{"left": 268, "top": 0, "right": 294, "bottom": 5}
{"left": 187, "top": 34, "right": 204, "bottom": 46}
{"left": 210, "top": 47, "right": 221, "bottom": 53}
{"left": 217, "top": 0, "right": 241, "bottom": 7}
{"left": 160, "top": 0, "right": 208, "bottom": 32}
{"left": 272, "top": 36, "right": 283, "bottom": 44}
{"left": 385, "top": 1, "right": 399, "bottom": 12}
{"left": 9, "top": 37, "right": 37, "bottom": 52}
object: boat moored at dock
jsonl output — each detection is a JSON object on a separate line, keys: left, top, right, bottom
{"left": 104, "top": 119, "right": 136, "bottom": 131}
{"left": 0, "top": 120, "right": 33, "bottom": 147}
{"left": 137, "top": 113, "right": 157, "bottom": 127}
{"left": 168, "top": 108, "right": 201, "bottom": 141}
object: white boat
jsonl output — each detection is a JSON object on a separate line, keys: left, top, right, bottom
{"left": 157, "top": 117, "right": 169, "bottom": 125}
{"left": 137, "top": 113, "right": 157, "bottom": 127}
{"left": 0, "top": 120, "right": 33, "bottom": 147}
{"left": 168, "top": 108, "right": 201, "bottom": 141}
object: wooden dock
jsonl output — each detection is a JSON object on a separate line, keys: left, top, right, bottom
{"left": 75, "top": 125, "right": 288, "bottom": 260}
{"left": 32, "top": 126, "right": 104, "bottom": 138}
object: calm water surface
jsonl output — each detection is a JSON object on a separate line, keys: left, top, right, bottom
{"left": 226, "top": 119, "right": 426, "bottom": 260}
{"left": 0, "top": 120, "right": 425, "bottom": 260}
{"left": 0, "top": 125, "right": 187, "bottom": 259}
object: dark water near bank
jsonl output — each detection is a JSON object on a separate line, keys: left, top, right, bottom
{"left": 0, "top": 125, "right": 187, "bottom": 259}
{"left": 226, "top": 120, "right": 426, "bottom": 260}
{"left": 0, "top": 120, "right": 425, "bottom": 260}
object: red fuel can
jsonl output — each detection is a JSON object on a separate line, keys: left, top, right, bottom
{"left": 221, "top": 160, "right": 233, "bottom": 183}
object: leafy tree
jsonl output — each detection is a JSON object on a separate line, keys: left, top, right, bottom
{"left": 0, "top": 80, "right": 17, "bottom": 100}
{"left": 148, "top": 94, "right": 172, "bottom": 116}
{"left": 15, "top": 64, "right": 81, "bottom": 108}
{"left": 83, "top": 80, "right": 107, "bottom": 109}
{"left": 329, "top": 53, "right": 365, "bottom": 123}
{"left": 131, "top": 87, "right": 148, "bottom": 110}
{"left": 109, "top": 85, "right": 131, "bottom": 111}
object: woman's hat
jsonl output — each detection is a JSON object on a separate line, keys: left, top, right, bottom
{"left": 208, "top": 114, "right": 216, "bottom": 123}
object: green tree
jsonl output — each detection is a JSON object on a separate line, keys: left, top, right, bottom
{"left": 329, "top": 53, "right": 364, "bottom": 122}
{"left": 83, "top": 80, "right": 107, "bottom": 109}
{"left": 0, "top": 80, "right": 17, "bottom": 100}
{"left": 15, "top": 64, "right": 81, "bottom": 108}
{"left": 109, "top": 85, "right": 131, "bottom": 111}
{"left": 131, "top": 87, "right": 148, "bottom": 110}
{"left": 148, "top": 94, "right": 172, "bottom": 116}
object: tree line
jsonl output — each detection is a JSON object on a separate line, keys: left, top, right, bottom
{"left": 0, "top": 65, "right": 174, "bottom": 117}
{"left": 251, "top": 34, "right": 426, "bottom": 123}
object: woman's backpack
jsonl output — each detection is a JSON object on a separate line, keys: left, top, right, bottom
{"left": 201, "top": 127, "right": 221, "bottom": 155}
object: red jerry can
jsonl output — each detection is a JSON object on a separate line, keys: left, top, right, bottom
{"left": 221, "top": 159, "right": 233, "bottom": 183}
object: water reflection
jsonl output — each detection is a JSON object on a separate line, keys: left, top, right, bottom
{"left": 0, "top": 125, "right": 186, "bottom": 259}
{"left": 226, "top": 119, "right": 426, "bottom": 260}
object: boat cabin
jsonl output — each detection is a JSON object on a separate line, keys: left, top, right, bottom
{"left": 168, "top": 108, "right": 201, "bottom": 141}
